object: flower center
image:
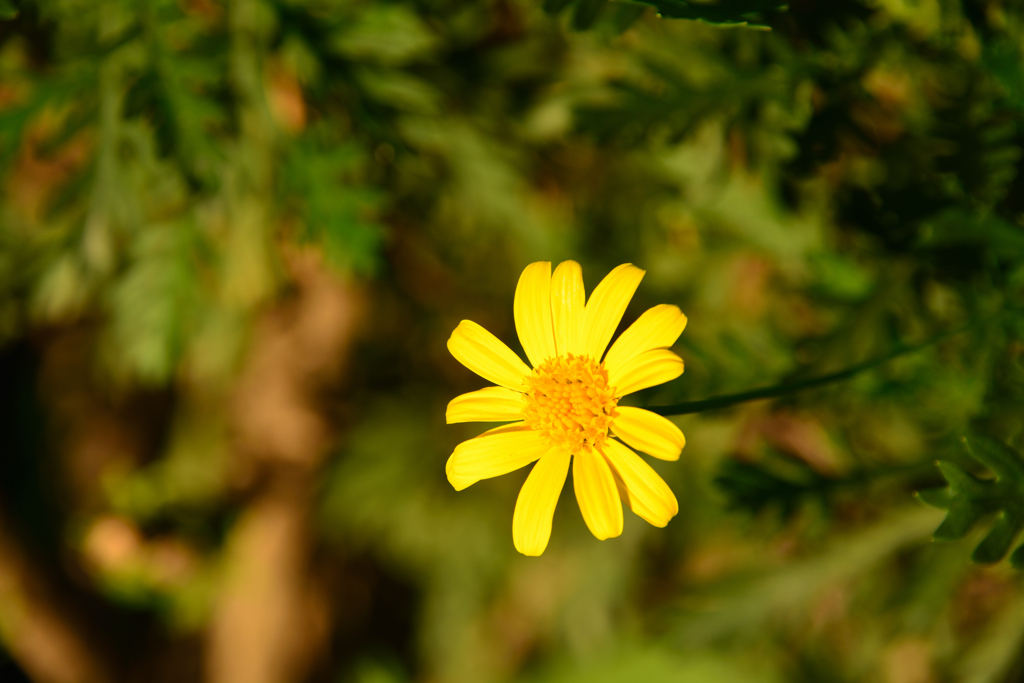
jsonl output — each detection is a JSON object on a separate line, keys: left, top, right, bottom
{"left": 522, "top": 354, "right": 619, "bottom": 455}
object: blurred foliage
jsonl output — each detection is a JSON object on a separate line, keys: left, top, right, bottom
{"left": 2, "top": 0, "right": 1024, "bottom": 682}
{"left": 715, "top": 452, "right": 836, "bottom": 518}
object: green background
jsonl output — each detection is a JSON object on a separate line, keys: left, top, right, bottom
{"left": 1, "top": 0, "right": 1024, "bottom": 681}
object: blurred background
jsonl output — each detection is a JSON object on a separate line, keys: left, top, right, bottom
{"left": 1, "top": 0, "right": 1024, "bottom": 681}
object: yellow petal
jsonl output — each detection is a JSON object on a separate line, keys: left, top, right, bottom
{"left": 603, "top": 304, "right": 687, "bottom": 378}
{"left": 448, "top": 320, "right": 531, "bottom": 391}
{"left": 446, "top": 387, "right": 526, "bottom": 424}
{"left": 581, "top": 264, "right": 644, "bottom": 361}
{"left": 446, "top": 423, "right": 548, "bottom": 491}
{"left": 573, "top": 451, "right": 623, "bottom": 540}
{"left": 602, "top": 439, "right": 678, "bottom": 527}
{"left": 514, "top": 261, "right": 557, "bottom": 368}
{"left": 611, "top": 406, "right": 685, "bottom": 461}
{"left": 551, "top": 260, "right": 585, "bottom": 356}
{"left": 513, "top": 450, "right": 571, "bottom": 556}
{"left": 608, "top": 348, "right": 683, "bottom": 397}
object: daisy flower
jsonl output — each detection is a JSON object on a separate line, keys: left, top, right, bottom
{"left": 446, "top": 261, "right": 687, "bottom": 556}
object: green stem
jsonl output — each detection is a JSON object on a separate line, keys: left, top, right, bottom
{"left": 647, "top": 316, "right": 995, "bottom": 417}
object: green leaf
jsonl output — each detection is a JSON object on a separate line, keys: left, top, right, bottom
{"left": 354, "top": 67, "right": 442, "bottom": 115}
{"left": 329, "top": 6, "right": 437, "bottom": 66}
{"left": 808, "top": 252, "right": 875, "bottom": 301}
{"left": 109, "top": 222, "right": 197, "bottom": 385}
{"left": 918, "top": 436, "right": 1024, "bottom": 566}
{"left": 283, "top": 135, "right": 385, "bottom": 275}
{"left": 1010, "top": 544, "right": 1024, "bottom": 570}
{"left": 973, "top": 513, "right": 1022, "bottom": 564}
{"left": 983, "top": 38, "right": 1024, "bottom": 112}
{"left": 0, "top": 0, "right": 17, "bottom": 20}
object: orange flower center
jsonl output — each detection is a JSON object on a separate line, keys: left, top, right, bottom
{"left": 522, "top": 354, "right": 619, "bottom": 455}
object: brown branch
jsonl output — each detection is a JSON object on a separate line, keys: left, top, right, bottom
{"left": 0, "top": 512, "right": 114, "bottom": 683}
{"left": 207, "top": 251, "right": 362, "bottom": 683}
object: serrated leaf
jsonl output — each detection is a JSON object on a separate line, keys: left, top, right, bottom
{"left": 973, "top": 512, "right": 1021, "bottom": 563}
{"left": 914, "top": 488, "right": 952, "bottom": 508}
{"left": 919, "top": 436, "right": 1024, "bottom": 566}
{"left": 935, "top": 461, "right": 987, "bottom": 497}
{"left": 1010, "top": 544, "right": 1024, "bottom": 570}
{"left": 932, "top": 506, "right": 979, "bottom": 541}
{"left": 965, "top": 435, "right": 1024, "bottom": 482}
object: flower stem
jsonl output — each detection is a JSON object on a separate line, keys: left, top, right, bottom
{"left": 647, "top": 314, "right": 999, "bottom": 417}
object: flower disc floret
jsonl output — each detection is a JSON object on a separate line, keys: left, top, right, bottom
{"left": 523, "top": 354, "right": 619, "bottom": 455}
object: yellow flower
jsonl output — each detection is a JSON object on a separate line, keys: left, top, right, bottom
{"left": 446, "top": 261, "right": 687, "bottom": 556}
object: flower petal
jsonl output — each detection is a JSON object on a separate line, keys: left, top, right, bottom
{"left": 551, "top": 260, "right": 585, "bottom": 357}
{"left": 448, "top": 320, "right": 532, "bottom": 391}
{"left": 608, "top": 348, "right": 684, "bottom": 397}
{"left": 581, "top": 264, "right": 644, "bottom": 361}
{"left": 611, "top": 406, "right": 685, "bottom": 461}
{"left": 513, "top": 450, "right": 571, "bottom": 556}
{"left": 446, "top": 423, "right": 548, "bottom": 491}
{"left": 602, "top": 439, "right": 678, "bottom": 528}
{"left": 573, "top": 451, "right": 623, "bottom": 540}
{"left": 603, "top": 304, "right": 687, "bottom": 378}
{"left": 447, "top": 387, "right": 526, "bottom": 424}
{"left": 514, "top": 261, "right": 557, "bottom": 367}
